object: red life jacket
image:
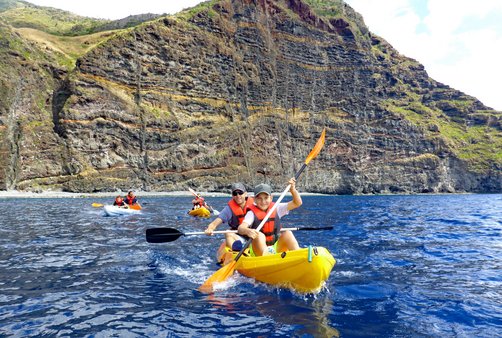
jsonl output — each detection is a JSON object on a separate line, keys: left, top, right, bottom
{"left": 249, "top": 202, "right": 281, "bottom": 246}
{"left": 193, "top": 196, "right": 205, "bottom": 207}
{"left": 114, "top": 199, "right": 125, "bottom": 206}
{"left": 125, "top": 195, "right": 137, "bottom": 205}
{"left": 227, "top": 197, "right": 254, "bottom": 230}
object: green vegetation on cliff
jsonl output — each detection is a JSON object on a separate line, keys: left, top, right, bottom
{"left": 0, "top": 0, "right": 109, "bottom": 36}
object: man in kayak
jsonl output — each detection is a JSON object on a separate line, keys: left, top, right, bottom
{"left": 113, "top": 195, "right": 128, "bottom": 208}
{"left": 204, "top": 182, "right": 254, "bottom": 250}
{"left": 238, "top": 178, "right": 301, "bottom": 256}
{"left": 125, "top": 191, "right": 141, "bottom": 207}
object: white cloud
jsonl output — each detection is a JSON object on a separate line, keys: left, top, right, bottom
{"left": 346, "top": 0, "right": 502, "bottom": 110}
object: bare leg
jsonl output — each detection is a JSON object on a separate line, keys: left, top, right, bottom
{"left": 276, "top": 231, "right": 299, "bottom": 252}
{"left": 224, "top": 233, "right": 242, "bottom": 248}
{"left": 251, "top": 232, "right": 268, "bottom": 256}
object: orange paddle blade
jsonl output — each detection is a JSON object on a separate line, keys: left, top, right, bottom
{"left": 305, "top": 128, "right": 325, "bottom": 165}
{"left": 199, "top": 261, "right": 237, "bottom": 293}
{"left": 129, "top": 204, "right": 142, "bottom": 210}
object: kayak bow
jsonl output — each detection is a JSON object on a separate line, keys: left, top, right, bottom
{"left": 216, "top": 243, "right": 335, "bottom": 293}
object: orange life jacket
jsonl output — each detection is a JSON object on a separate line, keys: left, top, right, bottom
{"left": 249, "top": 202, "right": 281, "bottom": 246}
{"left": 227, "top": 197, "right": 254, "bottom": 230}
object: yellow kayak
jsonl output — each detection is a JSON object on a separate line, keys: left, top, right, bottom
{"left": 216, "top": 242, "right": 335, "bottom": 293}
{"left": 188, "top": 207, "right": 211, "bottom": 218}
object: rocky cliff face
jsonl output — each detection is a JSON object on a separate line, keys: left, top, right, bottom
{"left": 0, "top": 21, "right": 69, "bottom": 191}
{"left": 1, "top": 0, "right": 501, "bottom": 193}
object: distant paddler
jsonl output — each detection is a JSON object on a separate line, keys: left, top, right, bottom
{"left": 124, "top": 191, "right": 141, "bottom": 209}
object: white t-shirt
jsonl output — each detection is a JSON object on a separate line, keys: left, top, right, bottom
{"left": 242, "top": 202, "right": 289, "bottom": 226}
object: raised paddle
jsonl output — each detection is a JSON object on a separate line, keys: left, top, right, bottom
{"left": 146, "top": 226, "right": 333, "bottom": 243}
{"left": 199, "top": 128, "right": 326, "bottom": 293}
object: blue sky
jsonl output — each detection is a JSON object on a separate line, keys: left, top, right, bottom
{"left": 26, "top": 0, "right": 502, "bottom": 111}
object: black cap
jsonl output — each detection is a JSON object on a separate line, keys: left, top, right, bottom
{"left": 231, "top": 182, "right": 246, "bottom": 193}
{"left": 254, "top": 183, "right": 272, "bottom": 196}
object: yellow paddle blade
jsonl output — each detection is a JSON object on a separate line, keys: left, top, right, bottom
{"left": 199, "top": 260, "right": 237, "bottom": 293}
{"left": 305, "top": 128, "right": 325, "bottom": 165}
{"left": 92, "top": 203, "right": 103, "bottom": 207}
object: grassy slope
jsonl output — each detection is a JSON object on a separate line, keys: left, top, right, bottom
{"left": 0, "top": 1, "right": 109, "bottom": 36}
{"left": 13, "top": 27, "right": 120, "bottom": 69}
{"left": 0, "top": 1, "right": 164, "bottom": 69}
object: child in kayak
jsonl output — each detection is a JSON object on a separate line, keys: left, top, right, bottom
{"left": 113, "top": 196, "right": 128, "bottom": 208}
{"left": 204, "top": 182, "right": 254, "bottom": 250}
{"left": 238, "top": 178, "right": 301, "bottom": 256}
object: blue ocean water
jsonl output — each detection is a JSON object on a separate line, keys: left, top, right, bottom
{"left": 0, "top": 194, "right": 500, "bottom": 337}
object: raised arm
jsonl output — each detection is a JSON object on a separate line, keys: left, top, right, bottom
{"left": 286, "top": 177, "right": 302, "bottom": 211}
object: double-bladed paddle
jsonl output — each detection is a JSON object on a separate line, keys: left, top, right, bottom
{"left": 145, "top": 226, "right": 333, "bottom": 243}
{"left": 199, "top": 128, "right": 326, "bottom": 293}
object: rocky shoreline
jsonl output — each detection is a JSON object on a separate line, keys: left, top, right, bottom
{"left": 0, "top": 190, "right": 229, "bottom": 199}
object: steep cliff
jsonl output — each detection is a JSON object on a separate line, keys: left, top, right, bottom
{"left": 0, "top": 21, "right": 68, "bottom": 190}
{"left": 1, "top": 0, "right": 501, "bottom": 193}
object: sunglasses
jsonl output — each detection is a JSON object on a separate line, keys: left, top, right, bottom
{"left": 232, "top": 191, "right": 244, "bottom": 196}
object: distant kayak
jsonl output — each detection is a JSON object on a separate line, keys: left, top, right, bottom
{"left": 103, "top": 205, "right": 142, "bottom": 216}
{"left": 216, "top": 243, "right": 335, "bottom": 293}
{"left": 188, "top": 207, "right": 211, "bottom": 218}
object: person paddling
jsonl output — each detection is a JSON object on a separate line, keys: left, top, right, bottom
{"left": 204, "top": 183, "right": 254, "bottom": 250}
{"left": 113, "top": 195, "right": 128, "bottom": 208}
{"left": 125, "top": 191, "right": 141, "bottom": 208}
{"left": 192, "top": 193, "right": 212, "bottom": 211}
{"left": 238, "top": 178, "right": 301, "bottom": 256}
{"left": 192, "top": 194, "right": 203, "bottom": 209}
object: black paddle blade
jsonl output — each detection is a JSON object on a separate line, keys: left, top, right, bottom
{"left": 146, "top": 228, "right": 184, "bottom": 243}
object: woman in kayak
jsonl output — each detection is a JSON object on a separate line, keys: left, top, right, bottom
{"left": 204, "top": 182, "right": 254, "bottom": 250}
{"left": 238, "top": 178, "right": 301, "bottom": 256}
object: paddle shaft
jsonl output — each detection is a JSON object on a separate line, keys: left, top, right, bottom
{"left": 177, "top": 227, "right": 332, "bottom": 237}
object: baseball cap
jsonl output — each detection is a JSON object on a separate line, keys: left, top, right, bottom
{"left": 231, "top": 182, "right": 247, "bottom": 193}
{"left": 254, "top": 183, "right": 272, "bottom": 196}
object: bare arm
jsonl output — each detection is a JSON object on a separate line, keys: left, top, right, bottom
{"left": 238, "top": 221, "right": 260, "bottom": 239}
{"left": 286, "top": 177, "right": 302, "bottom": 211}
{"left": 204, "top": 218, "right": 223, "bottom": 235}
